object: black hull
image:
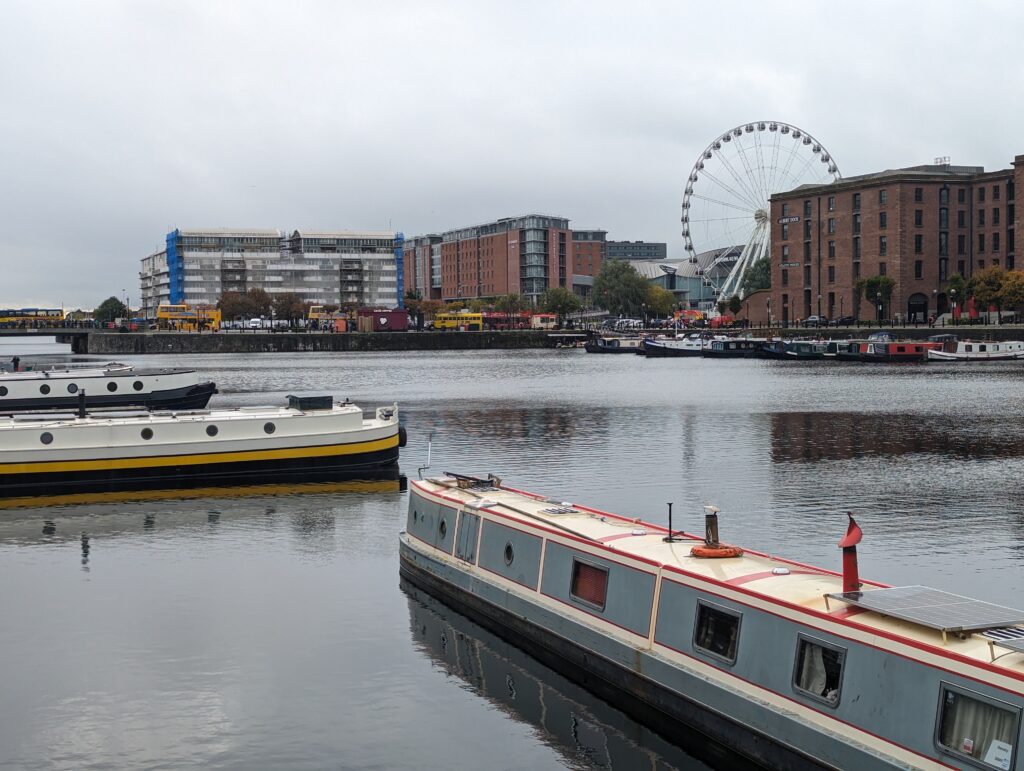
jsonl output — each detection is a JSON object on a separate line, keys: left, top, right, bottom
{"left": 0, "top": 445, "right": 399, "bottom": 498}
{"left": 0, "top": 382, "right": 217, "bottom": 413}
{"left": 701, "top": 350, "right": 761, "bottom": 359}
{"left": 399, "top": 550, "right": 825, "bottom": 771}
{"left": 642, "top": 344, "right": 702, "bottom": 358}
{"left": 583, "top": 343, "right": 641, "bottom": 354}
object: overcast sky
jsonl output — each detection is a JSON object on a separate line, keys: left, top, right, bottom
{"left": 1, "top": 0, "right": 1022, "bottom": 307}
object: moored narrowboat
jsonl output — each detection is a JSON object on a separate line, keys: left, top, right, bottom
{"left": 927, "top": 338, "right": 1024, "bottom": 362}
{"left": 0, "top": 363, "right": 217, "bottom": 412}
{"left": 641, "top": 333, "right": 708, "bottom": 357}
{"left": 584, "top": 335, "right": 644, "bottom": 354}
{"left": 701, "top": 338, "right": 766, "bottom": 358}
{"left": 0, "top": 395, "right": 404, "bottom": 496}
{"left": 400, "top": 474, "right": 1024, "bottom": 770}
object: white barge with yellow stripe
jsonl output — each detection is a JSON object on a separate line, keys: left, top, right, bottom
{"left": 400, "top": 474, "right": 1024, "bottom": 770}
{"left": 0, "top": 395, "right": 404, "bottom": 496}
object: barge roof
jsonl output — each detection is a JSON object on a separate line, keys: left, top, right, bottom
{"left": 416, "top": 476, "right": 1024, "bottom": 680}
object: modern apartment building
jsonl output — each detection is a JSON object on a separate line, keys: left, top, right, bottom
{"left": 769, "top": 157, "right": 1023, "bottom": 324}
{"left": 607, "top": 240, "right": 668, "bottom": 261}
{"left": 405, "top": 214, "right": 605, "bottom": 303}
{"left": 139, "top": 228, "right": 403, "bottom": 318}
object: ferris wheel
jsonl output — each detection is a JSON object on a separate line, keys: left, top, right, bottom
{"left": 681, "top": 121, "right": 841, "bottom": 302}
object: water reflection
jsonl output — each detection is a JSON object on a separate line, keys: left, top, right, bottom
{"left": 771, "top": 412, "right": 1024, "bottom": 462}
{"left": 403, "top": 579, "right": 750, "bottom": 771}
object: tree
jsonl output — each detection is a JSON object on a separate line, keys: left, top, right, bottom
{"left": 217, "top": 291, "right": 250, "bottom": 321}
{"left": 740, "top": 256, "right": 770, "bottom": 296}
{"left": 728, "top": 294, "right": 743, "bottom": 316}
{"left": 272, "top": 293, "right": 307, "bottom": 325}
{"left": 968, "top": 266, "right": 1005, "bottom": 317}
{"left": 645, "top": 285, "right": 676, "bottom": 317}
{"left": 592, "top": 260, "right": 649, "bottom": 316}
{"left": 716, "top": 299, "right": 728, "bottom": 315}
{"left": 999, "top": 270, "right": 1024, "bottom": 319}
{"left": 494, "top": 293, "right": 528, "bottom": 314}
{"left": 94, "top": 296, "right": 127, "bottom": 323}
{"left": 245, "top": 288, "right": 273, "bottom": 318}
{"left": 539, "top": 286, "right": 582, "bottom": 325}
{"left": 862, "top": 275, "right": 895, "bottom": 320}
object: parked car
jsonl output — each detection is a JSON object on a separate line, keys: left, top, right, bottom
{"left": 829, "top": 315, "right": 856, "bottom": 327}
{"left": 800, "top": 315, "right": 828, "bottom": 327}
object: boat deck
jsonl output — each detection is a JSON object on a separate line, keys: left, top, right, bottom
{"left": 418, "top": 477, "right": 1024, "bottom": 678}
{"left": 0, "top": 403, "right": 367, "bottom": 428}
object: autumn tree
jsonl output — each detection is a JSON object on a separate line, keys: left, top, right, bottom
{"left": 999, "top": 271, "right": 1024, "bottom": 319}
{"left": 968, "top": 266, "right": 1005, "bottom": 317}
{"left": 245, "top": 288, "right": 273, "bottom": 317}
{"left": 645, "top": 285, "right": 677, "bottom": 317}
{"left": 272, "top": 293, "right": 307, "bottom": 324}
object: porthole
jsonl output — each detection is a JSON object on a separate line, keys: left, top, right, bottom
{"left": 264, "top": 422, "right": 276, "bottom": 434}
{"left": 67, "top": 383, "right": 78, "bottom": 393}
{"left": 133, "top": 381, "right": 143, "bottom": 391}
{"left": 0, "top": 386, "right": 6, "bottom": 397}
{"left": 412, "top": 510, "right": 418, "bottom": 522}
{"left": 504, "top": 542, "right": 515, "bottom": 565}
{"left": 107, "top": 382, "right": 117, "bottom": 392}
{"left": 206, "top": 425, "right": 218, "bottom": 437}
{"left": 40, "top": 432, "right": 53, "bottom": 445}
{"left": 39, "top": 384, "right": 50, "bottom": 395}
{"left": 438, "top": 519, "right": 447, "bottom": 539}
{"left": 141, "top": 428, "right": 154, "bottom": 440}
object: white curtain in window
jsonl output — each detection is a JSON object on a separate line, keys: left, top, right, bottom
{"left": 939, "top": 691, "right": 1016, "bottom": 766}
{"left": 799, "top": 643, "right": 827, "bottom": 697}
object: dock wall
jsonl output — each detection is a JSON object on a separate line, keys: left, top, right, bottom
{"left": 83, "top": 331, "right": 563, "bottom": 355}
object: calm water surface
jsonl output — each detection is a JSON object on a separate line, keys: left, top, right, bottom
{"left": 2, "top": 348, "right": 1024, "bottom": 770}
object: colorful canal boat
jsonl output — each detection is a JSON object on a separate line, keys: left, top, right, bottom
{"left": 0, "top": 395, "right": 404, "bottom": 496}
{"left": 400, "top": 473, "right": 1024, "bottom": 770}
{"left": 927, "top": 339, "right": 1024, "bottom": 362}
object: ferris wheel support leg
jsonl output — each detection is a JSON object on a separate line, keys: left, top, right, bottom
{"left": 717, "top": 221, "right": 768, "bottom": 303}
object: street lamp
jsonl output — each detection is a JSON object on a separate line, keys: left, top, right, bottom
{"left": 876, "top": 292, "right": 883, "bottom": 325}
{"left": 817, "top": 293, "right": 822, "bottom": 318}
{"left": 950, "top": 288, "right": 957, "bottom": 323}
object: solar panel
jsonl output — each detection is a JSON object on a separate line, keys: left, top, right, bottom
{"left": 984, "top": 627, "right": 1024, "bottom": 656}
{"left": 826, "top": 586, "right": 1024, "bottom": 633}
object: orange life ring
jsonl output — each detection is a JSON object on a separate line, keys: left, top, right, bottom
{"left": 690, "top": 545, "right": 744, "bottom": 559}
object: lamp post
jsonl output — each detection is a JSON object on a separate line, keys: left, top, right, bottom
{"left": 876, "top": 292, "right": 883, "bottom": 325}
{"left": 950, "top": 288, "right": 957, "bottom": 324}
{"left": 817, "top": 293, "right": 822, "bottom": 319}
{"left": 641, "top": 302, "right": 647, "bottom": 329}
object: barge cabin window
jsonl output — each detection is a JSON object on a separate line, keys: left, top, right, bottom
{"left": 936, "top": 684, "right": 1020, "bottom": 769}
{"left": 693, "top": 601, "right": 741, "bottom": 664}
{"left": 793, "top": 635, "right": 845, "bottom": 706}
{"left": 570, "top": 560, "right": 608, "bottom": 610}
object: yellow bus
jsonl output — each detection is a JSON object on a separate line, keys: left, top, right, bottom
{"left": 0, "top": 308, "right": 65, "bottom": 328}
{"left": 431, "top": 312, "right": 484, "bottom": 331}
{"left": 155, "top": 304, "right": 222, "bottom": 332}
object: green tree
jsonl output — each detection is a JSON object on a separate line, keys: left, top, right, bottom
{"left": 740, "top": 256, "right": 770, "bottom": 296}
{"left": 728, "top": 294, "right": 743, "bottom": 316}
{"left": 862, "top": 275, "right": 895, "bottom": 320}
{"left": 272, "top": 293, "right": 307, "bottom": 325}
{"left": 494, "top": 293, "right": 528, "bottom": 314}
{"left": 645, "top": 285, "right": 677, "bottom": 317}
{"left": 716, "top": 299, "right": 728, "bottom": 315}
{"left": 539, "top": 286, "right": 582, "bottom": 325}
{"left": 94, "top": 296, "right": 127, "bottom": 323}
{"left": 592, "top": 260, "right": 649, "bottom": 316}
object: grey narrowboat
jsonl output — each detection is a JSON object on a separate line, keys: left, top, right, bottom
{"left": 400, "top": 473, "right": 1024, "bottom": 770}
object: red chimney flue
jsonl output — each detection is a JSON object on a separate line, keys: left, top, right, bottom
{"left": 838, "top": 513, "right": 863, "bottom": 594}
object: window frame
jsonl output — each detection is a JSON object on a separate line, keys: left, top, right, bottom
{"left": 692, "top": 599, "right": 742, "bottom": 666}
{"left": 569, "top": 557, "right": 609, "bottom": 612}
{"left": 933, "top": 681, "right": 1021, "bottom": 770}
{"left": 791, "top": 634, "right": 847, "bottom": 708}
